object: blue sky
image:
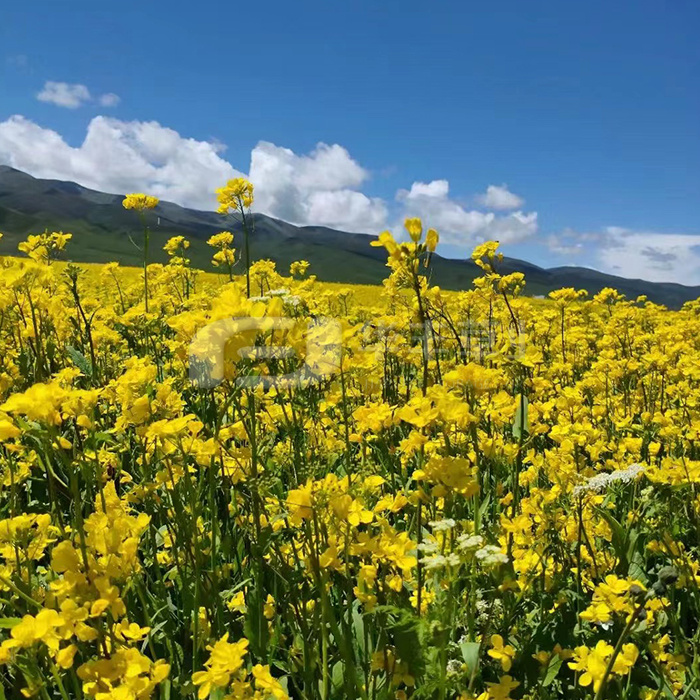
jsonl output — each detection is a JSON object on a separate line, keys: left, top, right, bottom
{"left": 1, "top": 0, "right": 699, "bottom": 282}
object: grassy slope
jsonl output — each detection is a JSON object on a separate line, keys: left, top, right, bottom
{"left": 1, "top": 166, "right": 699, "bottom": 307}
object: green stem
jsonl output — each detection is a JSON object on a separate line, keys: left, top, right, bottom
{"left": 593, "top": 597, "right": 646, "bottom": 700}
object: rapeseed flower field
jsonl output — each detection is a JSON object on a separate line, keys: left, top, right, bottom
{"left": 0, "top": 180, "right": 698, "bottom": 699}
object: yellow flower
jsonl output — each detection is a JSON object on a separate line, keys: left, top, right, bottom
{"left": 56, "top": 644, "right": 78, "bottom": 669}
{"left": 252, "top": 664, "right": 289, "bottom": 699}
{"left": 404, "top": 217, "right": 423, "bottom": 242}
{"left": 227, "top": 590, "right": 247, "bottom": 614}
{"left": 122, "top": 193, "right": 159, "bottom": 210}
{"left": 0, "top": 420, "right": 20, "bottom": 440}
{"left": 192, "top": 634, "right": 249, "bottom": 699}
{"left": 163, "top": 235, "right": 190, "bottom": 256}
{"left": 286, "top": 483, "right": 314, "bottom": 525}
{"left": 290, "top": 259, "right": 310, "bottom": 277}
{"left": 208, "top": 231, "right": 235, "bottom": 248}
{"left": 114, "top": 620, "right": 151, "bottom": 641}
{"left": 488, "top": 634, "right": 516, "bottom": 672}
{"left": 485, "top": 675, "right": 520, "bottom": 699}
{"left": 263, "top": 594, "right": 276, "bottom": 620}
{"left": 216, "top": 178, "right": 254, "bottom": 214}
{"left": 567, "top": 640, "right": 636, "bottom": 692}
{"left": 370, "top": 230, "right": 399, "bottom": 255}
{"left": 426, "top": 228, "right": 439, "bottom": 252}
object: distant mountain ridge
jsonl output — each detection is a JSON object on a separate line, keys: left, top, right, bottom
{"left": 1, "top": 165, "right": 698, "bottom": 308}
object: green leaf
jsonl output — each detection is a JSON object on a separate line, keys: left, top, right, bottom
{"left": 244, "top": 586, "right": 270, "bottom": 658}
{"left": 628, "top": 549, "right": 649, "bottom": 584}
{"left": 544, "top": 654, "right": 563, "bottom": 687}
{"left": 460, "top": 641, "right": 481, "bottom": 675}
{"left": 331, "top": 661, "right": 344, "bottom": 690}
{"left": 594, "top": 506, "right": 632, "bottom": 573}
{"left": 388, "top": 611, "right": 425, "bottom": 678}
{"left": 93, "top": 431, "right": 116, "bottom": 445}
{"left": 479, "top": 493, "right": 491, "bottom": 523}
{"left": 353, "top": 609, "right": 366, "bottom": 654}
{"left": 512, "top": 394, "right": 529, "bottom": 439}
{"left": 0, "top": 617, "right": 21, "bottom": 629}
{"left": 66, "top": 344, "right": 92, "bottom": 376}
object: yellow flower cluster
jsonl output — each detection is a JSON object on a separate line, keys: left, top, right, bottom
{"left": 122, "top": 193, "right": 160, "bottom": 211}
{"left": 0, "top": 214, "right": 696, "bottom": 699}
{"left": 216, "top": 178, "right": 254, "bottom": 214}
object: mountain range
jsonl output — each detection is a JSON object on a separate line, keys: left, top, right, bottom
{"left": 1, "top": 165, "right": 698, "bottom": 308}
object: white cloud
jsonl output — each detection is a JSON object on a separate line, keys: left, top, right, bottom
{"left": 397, "top": 179, "right": 537, "bottom": 245}
{"left": 598, "top": 227, "right": 700, "bottom": 285}
{"left": 36, "top": 82, "right": 121, "bottom": 109}
{"left": 477, "top": 184, "right": 524, "bottom": 210}
{"left": 249, "top": 141, "right": 387, "bottom": 231}
{"left": 98, "top": 93, "right": 121, "bottom": 108}
{"left": 482, "top": 211, "right": 538, "bottom": 242}
{"left": 0, "top": 116, "right": 387, "bottom": 227}
{"left": 0, "top": 114, "right": 538, "bottom": 244}
{"left": 37, "top": 82, "right": 92, "bottom": 109}
{"left": 407, "top": 180, "right": 450, "bottom": 198}
{"left": 2, "top": 114, "right": 695, "bottom": 285}
{"left": 0, "top": 115, "right": 240, "bottom": 210}
{"left": 548, "top": 226, "right": 700, "bottom": 285}
{"left": 547, "top": 229, "right": 587, "bottom": 256}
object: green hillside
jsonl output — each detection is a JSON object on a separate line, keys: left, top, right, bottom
{"left": 1, "top": 165, "right": 699, "bottom": 307}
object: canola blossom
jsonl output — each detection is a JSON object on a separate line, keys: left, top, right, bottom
{"left": 0, "top": 211, "right": 697, "bottom": 699}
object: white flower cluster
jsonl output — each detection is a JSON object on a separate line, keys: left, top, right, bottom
{"left": 249, "top": 288, "right": 302, "bottom": 307}
{"left": 429, "top": 518, "right": 456, "bottom": 532}
{"left": 418, "top": 522, "right": 508, "bottom": 570}
{"left": 417, "top": 540, "right": 439, "bottom": 554}
{"left": 457, "top": 534, "right": 484, "bottom": 552}
{"left": 472, "top": 597, "right": 504, "bottom": 626}
{"left": 446, "top": 659, "right": 463, "bottom": 675}
{"left": 573, "top": 463, "right": 646, "bottom": 497}
{"left": 474, "top": 544, "right": 509, "bottom": 566}
{"left": 423, "top": 553, "right": 461, "bottom": 570}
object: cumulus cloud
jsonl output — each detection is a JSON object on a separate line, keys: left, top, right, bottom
{"left": 37, "top": 82, "right": 91, "bottom": 109}
{"left": 0, "top": 115, "right": 240, "bottom": 209}
{"left": 549, "top": 226, "right": 700, "bottom": 285}
{"left": 36, "top": 82, "right": 121, "bottom": 109}
{"left": 0, "top": 114, "right": 539, "bottom": 242}
{"left": 599, "top": 227, "right": 700, "bottom": 285}
{"left": 547, "top": 229, "right": 588, "bottom": 256}
{"left": 98, "top": 93, "right": 121, "bottom": 108}
{"left": 483, "top": 211, "right": 538, "bottom": 242}
{"left": 397, "top": 179, "right": 537, "bottom": 245}
{"left": 249, "top": 141, "right": 387, "bottom": 231}
{"left": 0, "top": 116, "right": 386, "bottom": 227}
{"left": 477, "top": 184, "right": 524, "bottom": 210}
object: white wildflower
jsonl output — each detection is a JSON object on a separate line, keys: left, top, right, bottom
{"left": 457, "top": 534, "right": 484, "bottom": 552}
{"left": 417, "top": 540, "right": 439, "bottom": 554}
{"left": 573, "top": 463, "right": 646, "bottom": 497}
{"left": 423, "top": 553, "right": 461, "bottom": 570}
{"left": 475, "top": 545, "right": 509, "bottom": 566}
{"left": 446, "top": 659, "right": 463, "bottom": 675}
{"left": 423, "top": 554, "right": 448, "bottom": 570}
{"left": 429, "top": 518, "right": 456, "bottom": 532}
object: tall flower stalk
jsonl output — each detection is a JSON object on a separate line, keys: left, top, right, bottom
{"left": 215, "top": 178, "right": 254, "bottom": 297}
{"left": 122, "top": 193, "right": 159, "bottom": 311}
